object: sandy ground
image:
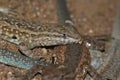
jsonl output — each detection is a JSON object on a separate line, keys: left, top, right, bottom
{"left": 0, "top": 0, "right": 119, "bottom": 80}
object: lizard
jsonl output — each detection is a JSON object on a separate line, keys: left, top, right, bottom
{"left": 0, "top": 0, "right": 88, "bottom": 79}
{"left": 0, "top": 11, "right": 87, "bottom": 79}
{"left": 0, "top": 12, "right": 83, "bottom": 58}
{"left": 0, "top": 10, "right": 100, "bottom": 80}
{"left": 0, "top": 0, "right": 105, "bottom": 79}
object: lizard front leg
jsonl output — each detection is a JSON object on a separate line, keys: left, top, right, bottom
{"left": 18, "top": 42, "right": 33, "bottom": 57}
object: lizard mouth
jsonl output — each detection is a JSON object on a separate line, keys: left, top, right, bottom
{"left": 38, "top": 37, "right": 80, "bottom": 46}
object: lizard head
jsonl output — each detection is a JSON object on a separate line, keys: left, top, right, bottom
{"left": 36, "top": 23, "right": 83, "bottom": 46}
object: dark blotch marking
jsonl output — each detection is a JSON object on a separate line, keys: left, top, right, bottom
{"left": 12, "top": 35, "right": 17, "bottom": 39}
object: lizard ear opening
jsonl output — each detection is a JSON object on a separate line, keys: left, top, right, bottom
{"left": 12, "top": 35, "right": 17, "bottom": 39}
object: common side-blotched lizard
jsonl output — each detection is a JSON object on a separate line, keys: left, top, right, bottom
{"left": 0, "top": 0, "right": 97, "bottom": 79}
{"left": 0, "top": 12, "right": 82, "bottom": 57}
{"left": 0, "top": 10, "right": 91, "bottom": 79}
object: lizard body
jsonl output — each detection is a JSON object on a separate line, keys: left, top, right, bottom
{"left": 0, "top": 12, "right": 82, "bottom": 50}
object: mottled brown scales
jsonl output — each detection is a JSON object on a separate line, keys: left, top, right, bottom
{"left": 0, "top": 12, "right": 82, "bottom": 49}
{"left": 0, "top": 10, "right": 92, "bottom": 80}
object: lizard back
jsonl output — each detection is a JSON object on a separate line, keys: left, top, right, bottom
{"left": 0, "top": 12, "right": 82, "bottom": 48}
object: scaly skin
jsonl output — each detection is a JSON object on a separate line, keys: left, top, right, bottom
{"left": 0, "top": 12, "right": 82, "bottom": 49}
{"left": 0, "top": 47, "right": 48, "bottom": 69}
{"left": 0, "top": 12, "right": 83, "bottom": 57}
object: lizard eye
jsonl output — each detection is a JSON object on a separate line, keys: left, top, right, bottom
{"left": 12, "top": 35, "right": 17, "bottom": 39}
{"left": 62, "top": 34, "right": 67, "bottom": 39}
